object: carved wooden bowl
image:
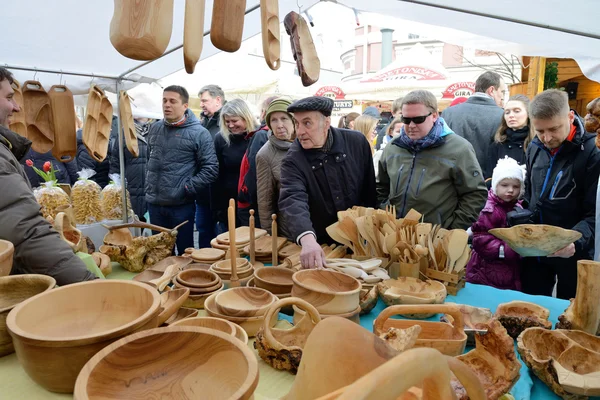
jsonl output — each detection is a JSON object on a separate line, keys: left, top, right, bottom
{"left": 254, "top": 267, "right": 295, "bottom": 294}
{"left": 173, "top": 275, "right": 223, "bottom": 294}
{"left": 0, "top": 239, "right": 14, "bottom": 277}
{"left": 292, "top": 269, "right": 361, "bottom": 315}
{"left": 182, "top": 283, "right": 224, "bottom": 309}
{"left": 211, "top": 258, "right": 252, "bottom": 273}
{"left": 0, "top": 274, "right": 56, "bottom": 357}
{"left": 495, "top": 300, "right": 552, "bottom": 339}
{"left": 518, "top": 328, "right": 600, "bottom": 398}
{"left": 73, "top": 326, "right": 259, "bottom": 399}
{"left": 441, "top": 303, "right": 493, "bottom": 346}
{"left": 176, "top": 269, "right": 220, "bottom": 289}
{"left": 377, "top": 277, "right": 447, "bottom": 318}
{"left": 215, "top": 287, "right": 277, "bottom": 317}
{"left": 6, "top": 280, "right": 161, "bottom": 393}
{"left": 489, "top": 224, "right": 582, "bottom": 257}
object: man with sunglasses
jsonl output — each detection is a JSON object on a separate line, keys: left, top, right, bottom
{"left": 376, "top": 90, "right": 487, "bottom": 229}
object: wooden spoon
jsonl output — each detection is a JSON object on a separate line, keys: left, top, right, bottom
{"left": 339, "top": 217, "right": 366, "bottom": 256}
{"left": 446, "top": 230, "right": 469, "bottom": 273}
{"left": 416, "top": 223, "right": 432, "bottom": 247}
{"left": 148, "top": 264, "right": 180, "bottom": 291}
{"left": 325, "top": 264, "right": 367, "bottom": 280}
{"left": 453, "top": 245, "right": 471, "bottom": 273}
{"left": 326, "top": 222, "right": 354, "bottom": 251}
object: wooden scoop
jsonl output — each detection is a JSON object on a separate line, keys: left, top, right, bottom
{"left": 148, "top": 264, "right": 180, "bottom": 291}
{"left": 228, "top": 199, "right": 240, "bottom": 287}
{"left": 260, "top": 0, "right": 280, "bottom": 70}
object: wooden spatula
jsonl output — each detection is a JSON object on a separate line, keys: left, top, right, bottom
{"left": 446, "top": 230, "right": 469, "bottom": 272}
{"left": 453, "top": 245, "right": 471, "bottom": 273}
{"left": 183, "top": 0, "right": 205, "bottom": 73}
{"left": 211, "top": 0, "right": 246, "bottom": 52}
{"left": 228, "top": 199, "right": 240, "bottom": 287}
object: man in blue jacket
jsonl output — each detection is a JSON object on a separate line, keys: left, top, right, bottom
{"left": 145, "top": 86, "right": 218, "bottom": 254}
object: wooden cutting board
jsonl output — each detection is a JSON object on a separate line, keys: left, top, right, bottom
{"left": 118, "top": 90, "right": 138, "bottom": 157}
{"left": 279, "top": 242, "right": 301, "bottom": 259}
{"left": 9, "top": 79, "right": 26, "bottom": 138}
{"left": 48, "top": 85, "right": 76, "bottom": 162}
{"left": 260, "top": 0, "right": 280, "bottom": 70}
{"left": 110, "top": 0, "right": 174, "bottom": 61}
{"left": 183, "top": 0, "right": 205, "bottom": 73}
{"left": 210, "top": 0, "right": 246, "bottom": 52}
{"left": 22, "top": 81, "right": 54, "bottom": 153}
{"left": 245, "top": 236, "right": 287, "bottom": 255}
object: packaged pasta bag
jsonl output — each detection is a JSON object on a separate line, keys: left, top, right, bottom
{"left": 71, "top": 169, "right": 103, "bottom": 225}
{"left": 101, "top": 174, "right": 132, "bottom": 220}
{"left": 26, "top": 159, "right": 71, "bottom": 220}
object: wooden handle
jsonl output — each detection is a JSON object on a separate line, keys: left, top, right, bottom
{"left": 23, "top": 80, "right": 45, "bottom": 91}
{"left": 148, "top": 264, "right": 179, "bottom": 291}
{"left": 271, "top": 214, "right": 278, "bottom": 266}
{"left": 228, "top": 199, "right": 238, "bottom": 284}
{"left": 183, "top": 0, "right": 205, "bottom": 73}
{"left": 373, "top": 304, "right": 465, "bottom": 337}
{"left": 260, "top": 0, "right": 280, "bottom": 70}
{"left": 262, "top": 297, "right": 321, "bottom": 351}
{"left": 210, "top": 0, "right": 246, "bottom": 52}
{"left": 249, "top": 209, "right": 256, "bottom": 264}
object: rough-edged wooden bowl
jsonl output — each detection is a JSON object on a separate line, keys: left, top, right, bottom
{"left": 254, "top": 267, "right": 295, "bottom": 294}
{"left": 7, "top": 280, "right": 161, "bottom": 393}
{"left": 215, "top": 287, "right": 277, "bottom": 317}
{"left": 0, "top": 239, "right": 14, "bottom": 277}
{"left": 73, "top": 326, "right": 259, "bottom": 399}
{"left": 292, "top": 269, "right": 361, "bottom": 315}
{"left": 0, "top": 274, "right": 56, "bottom": 357}
{"left": 495, "top": 300, "right": 552, "bottom": 339}
{"left": 518, "top": 327, "right": 600, "bottom": 398}
{"left": 377, "top": 277, "right": 447, "bottom": 318}
{"left": 359, "top": 285, "right": 379, "bottom": 315}
{"left": 176, "top": 269, "right": 220, "bottom": 289}
{"left": 489, "top": 224, "right": 582, "bottom": 257}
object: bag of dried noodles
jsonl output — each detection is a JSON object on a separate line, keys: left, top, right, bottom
{"left": 101, "top": 174, "right": 132, "bottom": 220}
{"left": 71, "top": 169, "right": 103, "bottom": 225}
{"left": 25, "top": 159, "right": 70, "bottom": 220}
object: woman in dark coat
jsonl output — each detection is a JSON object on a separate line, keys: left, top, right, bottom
{"left": 211, "top": 99, "right": 259, "bottom": 233}
{"left": 485, "top": 95, "right": 533, "bottom": 179}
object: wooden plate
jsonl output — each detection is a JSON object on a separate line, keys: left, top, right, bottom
{"left": 191, "top": 248, "right": 225, "bottom": 262}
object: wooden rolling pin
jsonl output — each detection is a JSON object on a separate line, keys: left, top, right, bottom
{"left": 228, "top": 198, "right": 240, "bottom": 287}
{"left": 272, "top": 214, "right": 278, "bottom": 267}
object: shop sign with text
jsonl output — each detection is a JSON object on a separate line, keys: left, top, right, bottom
{"left": 441, "top": 82, "right": 475, "bottom": 99}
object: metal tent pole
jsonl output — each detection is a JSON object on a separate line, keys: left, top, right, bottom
{"left": 3, "top": 64, "right": 138, "bottom": 82}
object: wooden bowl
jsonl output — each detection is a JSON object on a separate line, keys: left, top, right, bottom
{"left": 0, "top": 274, "right": 56, "bottom": 357}
{"left": 176, "top": 269, "right": 220, "bottom": 289}
{"left": 489, "top": 224, "right": 582, "bottom": 257}
{"left": 292, "top": 304, "right": 361, "bottom": 325}
{"left": 211, "top": 258, "right": 252, "bottom": 273}
{"left": 191, "top": 248, "right": 225, "bottom": 262}
{"left": 215, "top": 287, "right": 277, "bottom": 317}
{"left": 0, "top": 240, "right": 14, "bottom": 277}
{"left": 173, "top": 276, "right": 223, "bottom": 294}
{"left": 74, "top": 326, "right": 259, "bottom": 399}
{"left": 254, "top": 267, "right": 294, "bottom": 294}
{"left": 183, "top": 263, "right": 211, "bottom": 271}
{"left": 6, "top": 280, "right": 161, "bottom": 393}
{"left": 495, "top": 300, "right": 552, "bottom": 339}
{"left": 163, "top": 307, "right": 199, "bottom": 325}
{"left": 182, "top": 283, "right": 224, "bottom": 309}
{"left": 204, "top": 292, "right": 278, "bottom": 337}
{"left": 170, "top": 316, "right": 248, "bottom": 344}
{"left": 377, "top": 277, "right": 447, "bottom": 318}
{"left": 292, "top": 269, "right": 361, "bottom": 315}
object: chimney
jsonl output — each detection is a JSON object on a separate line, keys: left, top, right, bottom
{"left": 380, "top": 28, "right": 394, "bottom": 68}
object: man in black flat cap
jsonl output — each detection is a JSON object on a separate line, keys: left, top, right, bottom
{"left": 278, "top": 96, "right": 376, "bottom": 269}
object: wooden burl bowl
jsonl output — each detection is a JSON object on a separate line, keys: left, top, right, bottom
{"left": 292, "top": 269, "right": 361, "bottom": 314}
{"left": 73, "top": 326, "right": 259, "bottom": 400}
{"left": 0, "top": 240, "right": 14, "bottom": 277}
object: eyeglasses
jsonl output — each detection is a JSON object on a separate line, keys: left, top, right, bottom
{"left": 401, "top": 112, "right": 432, "bottom": 125}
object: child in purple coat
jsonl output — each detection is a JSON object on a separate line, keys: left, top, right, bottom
{"left": 466, "top": 157, "right": 526, "bottom": 290}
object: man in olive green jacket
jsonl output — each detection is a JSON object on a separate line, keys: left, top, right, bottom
{"left": 0, "top": 68, "right": 95, "bottom": 285}
{"left": 376, "top": 90, "right": 487, "bottom": 229}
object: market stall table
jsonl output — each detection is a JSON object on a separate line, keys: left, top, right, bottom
{"left": 1, "top": 262, "right": 595, "bottom": 400}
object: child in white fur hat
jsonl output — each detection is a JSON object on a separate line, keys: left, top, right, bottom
{"left": 466, "top": 157, "right": 527, "bottom": 290}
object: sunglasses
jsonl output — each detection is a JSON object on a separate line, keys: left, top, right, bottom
{"left": 401, "top": 112, "right": 432, "bottom": 125}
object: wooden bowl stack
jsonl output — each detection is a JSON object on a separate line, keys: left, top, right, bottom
{"left": 6, "top": 280, "right": 162, "bottom": 393}
{"left": 291, "top": 270, "right": 362, "bottom": 324}
{"left": 0, "top": 240, "right": 14, "bottom": 277}
{"left": 173, "top": 269, "right": 224, "bottom": 310}
{"left": 190, "top": 248, "right": 225, "bottom": 264}
{"left": 204, "top": 287, "right": 278, "bottom": 337}
{"left": 209, "top": 258, "right": 254, "bottom": 288}
{"left": 74, "top": 326, "right": 259, "bottom": 399}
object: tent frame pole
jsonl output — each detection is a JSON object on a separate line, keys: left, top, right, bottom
{"left": 3, "top": 64, "right": 138, "bottom": 82}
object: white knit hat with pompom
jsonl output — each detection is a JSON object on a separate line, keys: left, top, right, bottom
{"left": 491, "top": 156, "right": 527, "bottom": 197}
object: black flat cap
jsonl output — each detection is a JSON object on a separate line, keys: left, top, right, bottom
{"left": 287, "top": 96, "right": 334, "bottom": 117}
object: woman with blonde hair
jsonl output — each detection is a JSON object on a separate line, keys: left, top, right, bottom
{"left": 353, "top": 114, "right": 378, "bottom": 153}
{"left": 212, "top": 98, "right": 259, "bottom": 232}
{"left": 485, "top": 94, "right": 533, "bottom": 178}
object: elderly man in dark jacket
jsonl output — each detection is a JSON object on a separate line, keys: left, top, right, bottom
{"left": 0, "top": 67, "right": 94, "bottom": 285}
{"left": 442, "top": 71, "right": 505, "bottom": 177}
{"left": 279, "top": 96, "right": 376, "bottom": 269}
{"left": 522, "top": 89, "right": 600, "bottom": 300}
{"left": 146, "top": 85, "right": 218, "bottom": 254}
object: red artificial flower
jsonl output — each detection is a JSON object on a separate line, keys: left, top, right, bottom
{"left": 25, "top": 159, "right": 33, "bottom": 167}
{"left": 43, "top": 161, "right": 51, "bottom": 172}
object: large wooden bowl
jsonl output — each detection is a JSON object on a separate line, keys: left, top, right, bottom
{"left": 0, "top": 274, "right": 56, "bottom": 357}
{"left": 176, "top": 269, "right": 220, "bottom": 289}
{"left": 489, "top": 224, "right": 582, "bottom": 257}
{"left": 215, "top": 287, "right": 277, "bottom": 317}
{"left": 7, "top": 280, "right": 161, "bottom": 393}
{"left": 254, "top": 267, "right": 295, "bottom": 294}
{"left": 171, "top": 316, "right": 248, "bottom": 344}
{"left": 74, "top": 326, "right": 259, "bottom": 400}
{"left": 377, "top": 277, "right": 447, "bottom": 318}
{"left": 292, "top": 270, "right": 361, "bottom": 315}
{"left": 0, "top": 239, "right": 14, "bottom": 276}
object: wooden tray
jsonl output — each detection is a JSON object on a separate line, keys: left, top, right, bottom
{"left": 48, "top": 85, "right": 76, "bottom": 162}
{"left": 22, "top": 80, "right": 54, "bottom": 153}
{"left": 118, "top": 90, "right": 138, "bottom": 157}
{"left": 183, "top": 0, "right": 205, "bottom": 73}
{"left": 8, "top": 80, "right": 26, "bottom": 138}
{"left": 210, "top": 0, "right": 245, "bottom": 52}
{"left": 82, "top": 85, "right": 103, "bottom": 160}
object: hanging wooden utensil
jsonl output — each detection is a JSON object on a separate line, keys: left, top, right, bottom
{"left": 284, "top": 11, "right": 320, "bottom": 86}
{"left": 9, "top": 80, "right": 26, "bottom": 138}
{"left": 183, "top": 0, "right": 205, "bottom": 73}
{"left": 228, "top": 199, "right": 240, "bottom": 287}
{"left": 260, "top": 0, "right": 280, "bottom": 70}
{"left": 211, "top": 0, "right": 246, "bottom": 52}
{"left": 271, "top": 214, "right": 278, "bottom": 267}
{"left": 22, "top": 81, "right": 54, "bottom": 153}
{"left": 118, "top": 90, "right": 139, "bottom": 157}
{"left": 48, "top": 85, "right": 76, "bottom": 162}
{"left": 110, "top": 0, "right": 174, "bottom": 61}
